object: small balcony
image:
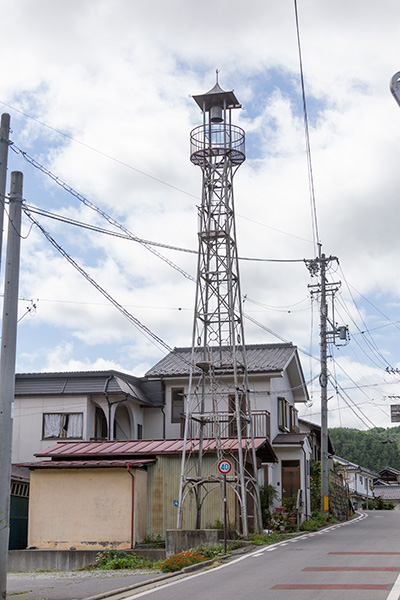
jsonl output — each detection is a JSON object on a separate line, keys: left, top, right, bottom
{"left": 183, "top": 410, "right": 270, "bottom": 440}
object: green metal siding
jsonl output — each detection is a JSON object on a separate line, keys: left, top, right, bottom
{"left": 147, "top": 454, "right": 236, "bottom": 538}
{"left": 9, "top": 482, "right": 29, "bottom": 550}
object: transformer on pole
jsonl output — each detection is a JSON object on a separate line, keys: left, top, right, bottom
{"left": 176, "top": 75, "right": 262, "bottom": 539}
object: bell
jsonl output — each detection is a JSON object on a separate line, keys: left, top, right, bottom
{"left": 210, "top": 105, "right": 223, "bottom": 123}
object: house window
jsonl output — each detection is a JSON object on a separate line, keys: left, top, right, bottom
{"left": 43, "top": 413, "right": 83, "bottom": 439}
{"left": 290, "top": 406, "right": 299, "bottom": 432}
{"left": 171, "top": 388, "right": 184, "bottom": 423}
{"left": 278, "top": 397, "right": 288, "bottom": 431}
{"left": 95, "top": 406, "right": 108, "bottom": 440}
{"left": 137, "top": 423, "right": 143, "bottom": 440}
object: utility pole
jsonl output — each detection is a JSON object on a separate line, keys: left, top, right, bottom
{"left": 0, "top": 114, "right": 10, "bottom": 268}
{"left": 306, "top": 253, "right": 348, "bottom": 514}
{"left": 0, "top": 172, "right": 23, "bottom": 600}
{"left": 319, "top": 255, "right": 329, "bottom": 513}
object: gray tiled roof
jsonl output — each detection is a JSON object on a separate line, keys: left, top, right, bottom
{"left": 145, "top": 343, "right": 296, "bottom": 378}
{"left": 15, "top": 370, "right": 162, "bottom": 407}
{"left": 374, "top": 484, "right": 400, "bottom": 501}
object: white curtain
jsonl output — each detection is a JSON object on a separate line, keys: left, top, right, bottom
{"left": 44, "top": 413, "right": 63, "bottom": 438}
{"left": 67, "top": 413, "right": 83, "bottom": 438}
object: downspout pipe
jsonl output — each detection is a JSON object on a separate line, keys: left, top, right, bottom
{"left": 127, "top": 465, "right": 135, "bottom": 549}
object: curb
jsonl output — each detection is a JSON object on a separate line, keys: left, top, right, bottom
{"left": 82, "top": 546, "right": 256, "bottom": 600}
{"left": 83, "top": 518, "right": 365, "bottom": 600}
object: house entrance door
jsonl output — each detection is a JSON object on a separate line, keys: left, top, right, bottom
{"left": 281, "top": 460, "right": 300, "bottom": 498}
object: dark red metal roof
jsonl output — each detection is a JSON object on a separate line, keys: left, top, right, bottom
{"left": 18, "top": 458, "right": 156, "bottom": 469}
{"left": 34, "top": 437, "right": 277, "bottom": 462}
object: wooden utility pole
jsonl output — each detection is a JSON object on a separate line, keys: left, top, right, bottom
{"left": 0, "top": 172, "right": 23, "bottom": 600}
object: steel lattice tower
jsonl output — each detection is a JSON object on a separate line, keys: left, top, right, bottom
{"left": 177, "top": 77, "right": 261, "bottom": 538}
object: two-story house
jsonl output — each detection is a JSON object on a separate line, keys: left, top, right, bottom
{"left": 144, "top": 343, "right": 312, "bottom": 515}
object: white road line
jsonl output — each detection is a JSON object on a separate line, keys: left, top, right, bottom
{"left": 123, "top": 512, "right": 369, "bottom": 598}
{"left": 386, "top": 571, "right": 400, "bottom": 600}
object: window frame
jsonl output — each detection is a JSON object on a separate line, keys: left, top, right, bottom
{"left": 278, "top": 397, "right": 288, "bottom": 431}
{"left": 171, "top": 388, "right": 185, "bottom": 424}
{"left": 42, "top": 412, "right": 83, "bottom": 440}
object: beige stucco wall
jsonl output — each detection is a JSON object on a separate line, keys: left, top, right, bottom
{"left": 28, "top": 467, "right": 147, "bottom": 550}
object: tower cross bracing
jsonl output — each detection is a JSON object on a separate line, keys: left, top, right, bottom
{"left": 177, "top": 79, "right": 262, "bottom": 538}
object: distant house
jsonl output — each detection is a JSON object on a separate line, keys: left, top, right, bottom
{"left": 373, "top": 484, "right": 400, "bottom": 509}
{"left": 373, "top": 466, "right": 400, "bottom": 509}
{"left": 333, "top": 456, "right": 377, "bottom": 509}
{"left": 375, "top": 466, "right": 400, "bottom": 485}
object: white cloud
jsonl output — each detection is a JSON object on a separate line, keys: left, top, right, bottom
{"left": 0, "top": 0, "right": 399, "bottom": 429}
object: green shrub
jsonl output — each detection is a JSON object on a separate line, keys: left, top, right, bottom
{"left": 259, "top": 484, "right": 279, "bottom": 528}
{"left": 300, "top": 511, "right": 329, "bottom": 532}
{"left": 94, "top": 548, "right": 156, "bottom": 570}
{"left": 205, "top": 519, "right": 224, "bottom": 529}
{"left": 190, "top": 544, "right": 225, "bottom": 559}
{"left": 249, "top": 531, "right": 287, "bottom": 545}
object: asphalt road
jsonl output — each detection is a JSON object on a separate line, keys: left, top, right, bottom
{"left": 118, "top": 511, "right": 400, "bottom": 600}
{"left": 8, "top": 511, "right": 400, "bottom": 600}
{"left": 6, "top": 569, "right": 163, "bottom": 600}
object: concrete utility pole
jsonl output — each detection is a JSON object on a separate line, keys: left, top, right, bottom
{"left": 0, "top": 172, "right": 23, "bottom": 600}
{"left": 0, "top": 114, "right": 10, "bottom": 268}
{"left": 319, "top": 255, "right": 329, "bottom": 513}
{"left": 307, "top": 253, "right": 347, "bottom": 514}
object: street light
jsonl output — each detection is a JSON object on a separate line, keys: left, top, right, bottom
{"left": 390, "top": 72, "right": 400, "bottom": 107}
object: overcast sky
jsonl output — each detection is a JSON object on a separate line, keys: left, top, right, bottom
{"left": 2, "top": 0, "right": 400, "bottom": 430}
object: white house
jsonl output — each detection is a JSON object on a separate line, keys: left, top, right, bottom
{"left": 12, "top": 370, "right": 163, "bottom": 463}
{"left": 333, "top": 455, "right": 377, "bottom": 509}
{"left": 145, "top": 343, "right": 313, "bottom": 518}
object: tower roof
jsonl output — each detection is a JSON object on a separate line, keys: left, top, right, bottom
{"left": 192, "top": 82, "right": 241, "bottom": 112}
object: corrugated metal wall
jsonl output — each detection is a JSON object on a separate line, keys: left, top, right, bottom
{"left": 147, "top": 455, "right": 237, "bottom": 537}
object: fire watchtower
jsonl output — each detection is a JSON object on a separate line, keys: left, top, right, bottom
{"left": 177, "top": 77, "right": 261, "bottom": 539}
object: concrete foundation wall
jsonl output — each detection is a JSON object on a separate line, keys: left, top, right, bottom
{"left": 8, "top": 548, "right": 165, "bottom": 572}
{"left": 166, "top": 529, "right": 223, "bottom": 557}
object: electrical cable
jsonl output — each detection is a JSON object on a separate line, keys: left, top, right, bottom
{"left": 293, "top": 0, "right": 321, "bottom": 257}
{"left": 0, "top": 99, "right": 199, "bottom": 200}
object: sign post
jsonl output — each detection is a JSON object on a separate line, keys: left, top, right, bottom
{"left": 217, "top": 459, "right": 232, "bottom": 554}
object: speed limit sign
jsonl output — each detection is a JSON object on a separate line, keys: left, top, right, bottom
{"left": 217, "top": 459, "right": 232, "bottom": 475}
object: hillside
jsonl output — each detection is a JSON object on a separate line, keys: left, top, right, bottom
{"left": 329, "top": 427, "right": 400, "bottom": 473}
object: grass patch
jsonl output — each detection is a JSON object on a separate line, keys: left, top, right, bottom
{"left": 93, "top": 548, "right": 159, "bottom": 571}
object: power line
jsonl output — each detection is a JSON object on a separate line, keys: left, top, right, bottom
{"left": 293, "top": 0, "right": 320, "bottom": 256}
{"left": 0, "top": 99, "right": 199, "bottom": 200}
{"left": 23, "top": 209, "right": 175, "bottom": 357}
{"left": 11, "top": 145, "right": 197, "bottom": 283}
